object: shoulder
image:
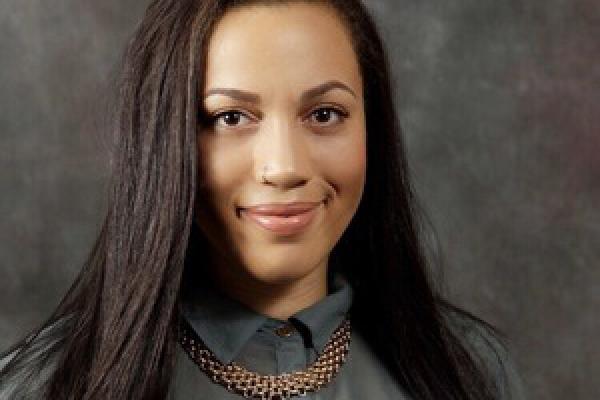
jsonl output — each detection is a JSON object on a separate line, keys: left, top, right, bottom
{"left": 440, "top": 302, "right": 528, "bottom": 400}
{"left": 0, "top": 316, "right": 71, "bottom": 399}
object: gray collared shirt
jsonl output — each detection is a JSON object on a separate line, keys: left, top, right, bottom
{"left": 0, "top": 273, "right": 527, "bottom": 399}
{"left": 169, "top": 273, "right": 527, "bottom": 399}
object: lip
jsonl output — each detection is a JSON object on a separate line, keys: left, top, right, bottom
{"left": 239, "top": 201, "right": 322, "bottom": 236}
{"left": 240, "top": 201, "right": 322, "bottom": 216}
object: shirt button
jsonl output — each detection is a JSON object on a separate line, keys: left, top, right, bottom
{"left": 274, "top": 323, "right": 295, "bottom": 337}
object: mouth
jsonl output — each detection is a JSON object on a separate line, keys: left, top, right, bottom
{"left": 237, "top": 201, "right": 323, "bottom": 236}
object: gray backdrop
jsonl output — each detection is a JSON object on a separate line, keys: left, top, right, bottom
{"left": 1, "top": 0, "right": 598, "bottom": 398}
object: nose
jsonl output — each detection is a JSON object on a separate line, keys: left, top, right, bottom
{"left": 254, "top": 118, "right": 311, "bottom": 189}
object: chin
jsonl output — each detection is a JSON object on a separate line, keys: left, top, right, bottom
{"left": 247, "top": 262, "right": 309, "bottom": 282}
{"left": 239, "top": 252, "right": 322, "bottom": 285}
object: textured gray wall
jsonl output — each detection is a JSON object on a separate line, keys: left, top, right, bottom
{"left": 1, "top": 1, "right": 598, "bottom": 398}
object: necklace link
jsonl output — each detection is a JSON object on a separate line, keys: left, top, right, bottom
{"left": 179, "top": 316, "right": 352, "bottom": 399}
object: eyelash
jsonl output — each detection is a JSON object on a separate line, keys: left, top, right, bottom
{"left": 209, "top": 106, "right": 349, "bottom": 129}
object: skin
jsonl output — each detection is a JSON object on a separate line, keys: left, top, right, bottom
{"left": 194, "top": 2, "right": 366, "bottom": 320}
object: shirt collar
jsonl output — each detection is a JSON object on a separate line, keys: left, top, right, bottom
{"left": 181, "top": 272, "right": 353, "bottom": 365}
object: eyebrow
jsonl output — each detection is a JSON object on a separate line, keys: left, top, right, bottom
{"left": 203, "top": 80, "right": 357, "bottom": 104}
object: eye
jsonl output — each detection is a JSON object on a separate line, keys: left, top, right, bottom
{"left": 213, "top": 110, "right": 252, "bottom": 129}
{"left": 308, "top": 107, "right": 348, "bottom": 127}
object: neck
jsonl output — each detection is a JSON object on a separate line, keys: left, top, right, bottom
{"left": 208, "top": 257, "right": 329, "bottom": 321}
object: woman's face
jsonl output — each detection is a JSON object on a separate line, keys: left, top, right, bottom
{"left": 194, "top": 3, "right": 366, "bottom": 286}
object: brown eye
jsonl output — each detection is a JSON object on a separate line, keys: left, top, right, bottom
{"left": 214, "top": 111, "right": 251, "bottom": 128}
{"left": 309, "top": 107, "right": 348, "bottom": 126}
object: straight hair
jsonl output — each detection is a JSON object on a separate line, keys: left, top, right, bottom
{"left": 1, "top": 1, "right": 503, "bottom": 399}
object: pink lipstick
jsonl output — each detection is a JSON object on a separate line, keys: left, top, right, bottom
{"left": 239, "top": 201, "right": 321, "bottom": 236}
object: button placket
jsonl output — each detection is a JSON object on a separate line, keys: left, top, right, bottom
{"left": 275, "top": 335, "right": 307, "bottom": 374}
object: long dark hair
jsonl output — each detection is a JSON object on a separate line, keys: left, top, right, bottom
{"left": 1, "top": 1, "right": 504, "bottom": 399}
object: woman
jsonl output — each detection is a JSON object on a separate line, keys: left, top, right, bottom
{"left": 0, "top": 0, "right": 526, "bottom": 399}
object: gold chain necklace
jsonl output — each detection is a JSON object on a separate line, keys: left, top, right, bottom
{"left": 179, "top": 315, "right": 352, "bottom": 399}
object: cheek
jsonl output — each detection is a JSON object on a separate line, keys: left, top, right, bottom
{"left": 319, "top": 131, "right": 367, "bottom": 199}
{"left": 195, "top": 137, "right": 250, "bottom": 254}
{"left": 197, "top": 137, "right": 249, "bottom": 197}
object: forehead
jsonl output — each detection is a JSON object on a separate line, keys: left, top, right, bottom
{"left": 203, "top": 3, "right": 362, "bottom": 98}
